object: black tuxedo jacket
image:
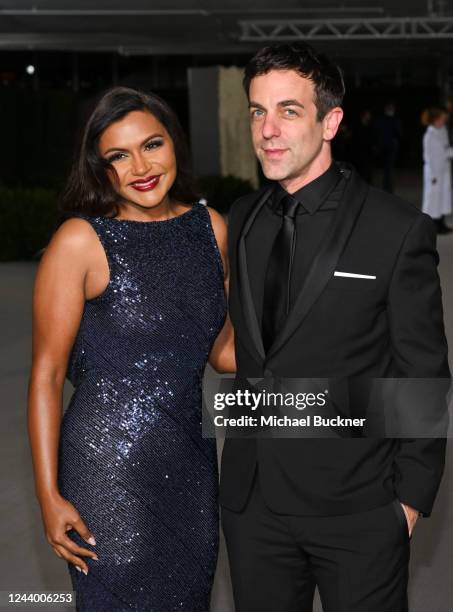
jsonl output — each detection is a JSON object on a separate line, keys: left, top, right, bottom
{"left": 219, "top": 165, "right": 450, "bottom": 517}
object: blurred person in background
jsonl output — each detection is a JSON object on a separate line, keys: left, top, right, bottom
{"left": 421, "top": 106, "right": 453, "bottom": 234}
{"left": 28, "top": 86, "right": 235, "bottom": 611}
{"left": 331, "top": 120, "right": 353, "bottom": 163}
{"left": 446, "top": 97, "right": 453, "bottom": 144}
{"left": 351, "top": 109, "right": 375, "bottom": 184}
{"left": 376, "top": 102, "right": 402, "bottom": 193}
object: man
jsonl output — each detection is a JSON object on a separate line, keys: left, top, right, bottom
{"left": 220, "top": 42, "right": 450, "bottom": 611}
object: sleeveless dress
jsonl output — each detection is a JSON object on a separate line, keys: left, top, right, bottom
{"left": 57, "top": 202, "right": 227, "bottom": 611}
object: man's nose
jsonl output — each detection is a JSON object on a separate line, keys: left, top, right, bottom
{"left": 262, "top": 114, "right": 281, "bottom": 139}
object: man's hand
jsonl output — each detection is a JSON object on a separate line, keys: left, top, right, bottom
{"left": 400, "top": 502, "right": 419, "bottom": 537}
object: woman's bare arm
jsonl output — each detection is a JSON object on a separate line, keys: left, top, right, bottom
{"left": 206, "top": 207, "right": 236, "bottom": 373}
{"left": 28, "top": 218, "right": 106, "bottom": 573}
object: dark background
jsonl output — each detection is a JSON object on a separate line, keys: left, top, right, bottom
{"left": 0, "top": 1, "right": 453, "bottom": 258}
{"left": 0, "top": 0, "right": 452, "bottom": 189}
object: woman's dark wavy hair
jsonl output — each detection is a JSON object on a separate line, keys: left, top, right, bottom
{"left": 243, "top": 42, "right": 345, "bottom": 122}
{"left": 58, "top": 86, "right": 199, "bottom": 224}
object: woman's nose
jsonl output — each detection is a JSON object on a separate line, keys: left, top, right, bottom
{"left": 131, "top": 154, "right": 149, "bottom": 175}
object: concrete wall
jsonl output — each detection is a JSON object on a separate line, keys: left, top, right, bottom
{"left": 188, "top": 66, "right": 220, "bottom": 178}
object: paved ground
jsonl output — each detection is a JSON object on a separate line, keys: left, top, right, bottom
{"left": 1, "top": 173, "right": 452, "bottom": 611}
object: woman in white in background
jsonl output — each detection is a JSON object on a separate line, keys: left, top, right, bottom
{"left": 422, "top": 106, "right": 453, "bottom": 234}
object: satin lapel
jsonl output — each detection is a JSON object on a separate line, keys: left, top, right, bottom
{"left": 266, "top": 171, "right": 369, "bottom": 363}
{"left": 237, "top": 186, "right": 274, "bottom": 361}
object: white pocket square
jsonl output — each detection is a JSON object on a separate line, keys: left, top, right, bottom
{"left": 334, "top": 271, "right": 376, "bottom": 279}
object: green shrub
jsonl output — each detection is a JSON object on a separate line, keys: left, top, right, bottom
{"left": 0, "top": 175, "right": 256, "bottom": 260}
{"left": 198, "top": 175, "right": 254, "bottom": 215}
{"left": 0, "top": 188, "right": 59, "bottom": 261}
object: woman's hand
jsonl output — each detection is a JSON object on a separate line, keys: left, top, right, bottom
{"left": 40, "top": 491, "right": 98, "bottom": 574}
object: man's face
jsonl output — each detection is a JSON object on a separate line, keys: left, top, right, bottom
{"left": 248, "top": 69, "right": 342, "bottom": 190}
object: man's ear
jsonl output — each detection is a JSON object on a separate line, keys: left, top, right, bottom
{"left": 322, "top": 107, "right": 344, "bottom": 142}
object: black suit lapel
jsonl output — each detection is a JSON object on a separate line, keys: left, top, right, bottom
{"left": 237, "top": 186, "right": 274, "bottom": 361}
{"left": 266, "top": 169, "right": 369, "bottom": 363}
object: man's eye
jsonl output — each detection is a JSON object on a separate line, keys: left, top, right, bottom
{"left": 251, "top": 109, "right": 264, "bottom": 118}
{"left": 284, "top": 108, "right": 298, "bottom": 117}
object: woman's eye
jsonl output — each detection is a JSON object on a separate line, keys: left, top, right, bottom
{"left": 144, "top": 139, "right": 163, "bottom": 150}
{"left": 106, "top": 152, "right": 126, "bottom": 163}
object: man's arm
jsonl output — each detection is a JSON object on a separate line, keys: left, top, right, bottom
{"left": 387, "top": 212, "right": 450, "bottom": 518}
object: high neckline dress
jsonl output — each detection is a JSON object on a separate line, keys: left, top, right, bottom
{"left": 57, "top": 202, "right": 227, "bottom": 611}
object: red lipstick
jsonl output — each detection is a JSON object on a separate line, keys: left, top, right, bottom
{"left": 130, "top": 175, "right": 161, "bottom": 191}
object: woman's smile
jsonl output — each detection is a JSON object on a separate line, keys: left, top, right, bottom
{"left": 129, "top": 175, "right": 161, "bottom": 191}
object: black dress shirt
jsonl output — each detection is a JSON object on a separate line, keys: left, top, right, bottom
{"left": 245, "top": 161, "right": 346, "bottom": 328}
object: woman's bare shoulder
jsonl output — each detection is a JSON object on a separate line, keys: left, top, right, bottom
{"left": 47, "top": 217, "right": 99, "bottom": 252}
{"left": 40, "top": 217, "right": 102, "bottom": 269}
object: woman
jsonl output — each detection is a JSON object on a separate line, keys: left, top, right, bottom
{"left": 421, "top": 106, "right": 453, "bottom": 234}
{"left": 28, "top": 87, "right": 235, "bottom": 611}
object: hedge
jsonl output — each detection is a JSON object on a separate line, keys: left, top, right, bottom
{"left": 0, "top": 175, "right": 255, "bottom": 260}
{"left": 0, "top": 188, "right": 59, "bottom": 261}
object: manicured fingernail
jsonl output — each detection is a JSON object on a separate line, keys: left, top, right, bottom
{"left": 88, "top": 536, "right": 96, "bottom": 545}
{"left": 92, "top": 555, "right": 99, "bottom": 561}
{"left": 76, "top": 566, "right": 81, "bottom": 573}
{"left": 82, "top": 569, "right": 88, "bottom": 576}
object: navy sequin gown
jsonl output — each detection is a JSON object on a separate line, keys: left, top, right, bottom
{"left": 57, "top": 202, "right": 226, "bottom": 611}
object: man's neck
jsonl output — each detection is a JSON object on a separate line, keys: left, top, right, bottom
{"left": 280, "top": 153, "right": 333, "bottom": 195}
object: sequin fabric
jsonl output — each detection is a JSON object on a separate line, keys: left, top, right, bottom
{"left": 57, "top": 202, "right": 226, "bottom": 611}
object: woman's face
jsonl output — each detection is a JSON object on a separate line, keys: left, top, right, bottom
{"left": 434, "top": 112, "right": 448, "bottom": 128}
{"left": 98, "top": 109, "right": 177, "bottom": 209}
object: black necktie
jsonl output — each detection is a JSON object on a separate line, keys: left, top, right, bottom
{"left": 262, "top": 194, "right": 300, "bottom": 353}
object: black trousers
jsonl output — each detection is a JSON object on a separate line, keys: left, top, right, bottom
{"left": 221, "top": 473, "right": 410, "bottom": 612}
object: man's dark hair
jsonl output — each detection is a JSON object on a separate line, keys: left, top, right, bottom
{"left": 243, "top": 42, "right": 345, "bottom": 121}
